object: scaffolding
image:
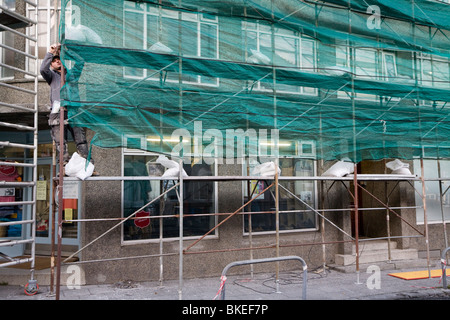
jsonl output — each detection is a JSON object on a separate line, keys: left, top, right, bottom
{"left": 49, "top": 164, "right": 449, "bottom": 300}
{"left": 0, "top": 0, "right": 39, "bottom": 295}
{"left": 1, "top": 0, "right": 446, "bottom": 299}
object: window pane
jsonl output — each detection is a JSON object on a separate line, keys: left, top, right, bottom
{"left": 124, "top": 11, "right": 144, "bottom": 49}
{"left": 301, "top": 40, "right": 314, "bottom": 70}
{"left": 355, "top": 49, "right": 376, "bottom": 79}
{"left": 421, "top": 59, "right": 432, "bottom": 86}
{"left": 201, "top": 23, "right": 217, "bottom": 59}
{"left": 244, "top": 158, "right": 316, "bottom": 233}
{"left": 0, "top": 31, "right": 14, "bottom": 78}
{"left": 180, "top": 20, "right": 197, "bottom": 56}
{"left": 274, "top": 35, "right": 297, "bottom": 67}
{"left": 146, "top": 14, "right": 159, "bottom": 47}
{"left": 124, "top": 11, "right": 144, "bottom": 77}
{"left": 414, "top": 159, "right": 450, "bottom": 224}
{"left": 433, "top": 61, "right": 449, "bottom": 89}
{"left": 123, "top": 154, "right": 216, "bottom": 241}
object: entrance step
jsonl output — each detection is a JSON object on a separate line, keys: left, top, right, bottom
{"left": 24, "top": 243, "right": 78, "bottom": 257}
{"left": 0, "top": 264, "right": 85, "bottom": 287}
{"left": 334, "top": 240, "right": 419, "bottom": 266}
{"left": 350, "top": 239, "right": 397, "bottom": 254}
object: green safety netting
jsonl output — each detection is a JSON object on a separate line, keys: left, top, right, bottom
{"left": 59, "top": 0, "right": 450, "bottom": 162}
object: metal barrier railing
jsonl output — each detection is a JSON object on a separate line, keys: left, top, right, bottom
{"left": 218, "top": 256, "right": 307, "bottom": 300}
{"left": 441, "top": 247, "right": 450, "bottom": 289}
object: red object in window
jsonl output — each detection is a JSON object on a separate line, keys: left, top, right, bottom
{"left": 0, "top": 165, "right": 19, "bottom": 202}
{"left": 63, "top": 198, "right": 78, "bottom": 209}
{"left": 0, "top": 165, "right": 16, "bottom": 176}
{"left": 134, "top": 210, "right": 150, "bottom": 229}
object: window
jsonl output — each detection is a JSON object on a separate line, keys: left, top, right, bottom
{"left": 243, "top": 20, "right": 317, "bottom": 95}
{"left": 417, "top": 53, "right": 450, "bottom": 89}
{"left": 0, "top": 0, "right": 15, "bottom": 79}
{"left": 122, "top": 137, "right": 217, "bottom": 243}
{"left": 383, "top": 52, "right": 397, "bottom": 80}
{"left": 243, "top": 143, "right": 318, "bottom": 234}
{"left": 26, "top": 0, "right": 61, "bottom": 76}
{"left": 123, "top": 1, "right": 219, "bottom": 86}
{"left": 416, "top": 53, "right": 450, "bottom": 106}
{"left": 336, "top": 46, "right": 380, "bottom": 100}
{"left": 0, "top": 30, "right": 14, "bottom": 79}
{"left": 414, "top": 159, "right": 450, "bottom": 224}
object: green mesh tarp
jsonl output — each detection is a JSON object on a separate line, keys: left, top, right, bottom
{"left": 59, "top": 0, "right": 450, "bottom": 162}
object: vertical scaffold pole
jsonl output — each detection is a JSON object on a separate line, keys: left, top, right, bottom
{"left": 177, "top": 0, "right": 183, "bottom": 300}
{"left": 420, "top": 158, "right": 431, "bottom": 278}
{"left": 50, "top": 0, "right": 60, "bottom": 297}
{"left": 56, "top": 79, "right": 64, "bottom": 300}
{"left": 437, "top": 159, "right": 449, "bottom": 248}
{"left": 275, "top": 164, "right": 280, "bottom": 293}
{"left": 270, "top": 0, "right": 281, "bottom": 293}
{"left": 178, "top": 156, "right": 184, "bottom": 300}
{"left": 354, "top": 164, "right": 361, "bottom": 284}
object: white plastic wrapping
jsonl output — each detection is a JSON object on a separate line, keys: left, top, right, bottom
{"left": 156, "top": 155, "right": 188, "bottom": 178}
{"left": 65, "top": 152, "right": 94, "bottom": 180}
{"left": 251, "top": 161, "right": 281, "bottom": 177}
{"left": 386, "top": 159, "right": 412, "bottom": 175}
{"left": 322, "top": 159, "right": 355, "bottom": 177}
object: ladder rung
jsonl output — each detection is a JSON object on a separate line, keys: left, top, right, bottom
{"left": 0, "top": 101, "right": 37, "bottom": 112}
{"left": 24, "top": 0, "right": 38, "bottom": 8}
{"left": 0, "top": 161, "right": 36, "bottom": 168}
{"left": 0, "top": 82, "right": 37, "bottom": 95}
{"left": 0, "top": 201, "right": 35, "bottom": 206}
{"left": 0, "top": 181, "right": 35, "bottom": 187}
{"left": 0, "top": 257, "right": 33, "bottom": 268}
{"left": 0, "top": 219, "right": 34, "bottom": 226}
{"left": 0, "top": 141, "right": 36, "bottom": 150}
{"left": 0, "top": 121, "right": 35, "bottom": 131}
{"left": 0, "top": 238, "right": 34, "bottom": 248}
{"left": 0, "top": 5, "right": 38, "bottom": 25}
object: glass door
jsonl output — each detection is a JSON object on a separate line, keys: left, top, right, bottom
{"left": 26, "top": 160, "right": 81, "bottom": 246}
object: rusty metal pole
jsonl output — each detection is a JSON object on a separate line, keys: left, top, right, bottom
{"left": 50, "top": 142, "right": 56, "bottom": 294}
{"left": 420, "top": 158, "right": 431, "bottom": 278}
{"left": 275, "top": 168, "right": 280, "bottom": 293}
{"left": 55, "top": 63, "right": 65, "bottom": 300}
{"left": 354, "top": 164, "right": 361, "bottom": 284}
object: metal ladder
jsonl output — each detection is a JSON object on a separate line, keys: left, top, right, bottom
{"left": 0, "top": 0, "right": 39, "bottom": 296}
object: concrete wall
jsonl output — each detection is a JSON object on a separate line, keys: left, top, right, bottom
{"left": 79, "top": 142, "right": 347, "bottom": 284}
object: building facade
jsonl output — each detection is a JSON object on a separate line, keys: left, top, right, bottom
{"left": 1, "top": 0, "right": 450, "bottom": 286}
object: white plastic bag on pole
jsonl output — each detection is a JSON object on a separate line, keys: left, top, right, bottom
{"left": 322, "top": 159, "right": 355, "bottom": 177}
{"left": 64, "top": 152, "right": 94, "bottom": 180}
{"left": 156, "top": 155, "right": 188, "bottom": 178}
{"left": 251, "top": 161, "right": 281, "bottom": 177}
{"left": 386, "top": 159, "right": 412, "bottom": 175}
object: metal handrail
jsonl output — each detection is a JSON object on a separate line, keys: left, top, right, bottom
{"left": 219, "top": 256, "right": 308, "bottom": 300}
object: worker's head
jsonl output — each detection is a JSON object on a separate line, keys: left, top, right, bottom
{"left": 51, "top": 55, "right": 61, "bottom": 71}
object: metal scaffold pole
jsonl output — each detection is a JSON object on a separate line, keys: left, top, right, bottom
{"left": 178, "top": 158, "right": 184, "bottom": 300}
{"left": 420, "top": 158, "right": 432, "bottom": 278}
{"left": 0, "top": 0, "right": 39, "bottom": 296}
{"left": 55, "top": 67, "right": 65, "bottom": 301}
{"left": 36, "top": 0, "right": 450, "bottom": 300}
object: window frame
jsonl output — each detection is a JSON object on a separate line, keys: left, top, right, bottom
{"left": 242, "top": 20, "right": 318, "bottom": 96}
{"left": 25, "top": 0, "right": 61, "bottom": 79}
{"left": 121, "top": 136, "right": 219, "bottom": 245}
{"left": 241, "top": 141, "right": 319, "bottom": 236}
{"left": 413, "top": 158, "right": 450, "bottom": 225}
{"left": 123, "top": 1, "right": 220, "bottom": 87}
{"left": 0, "top": 0, "right": 16, "bottom": 80}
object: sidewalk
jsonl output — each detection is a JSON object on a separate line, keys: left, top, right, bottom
{"left": 1, "top": 266, "right": 449, "bottom": 301}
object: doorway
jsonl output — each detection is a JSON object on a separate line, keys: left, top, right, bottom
{"left": 24, "top": 159, "right": 81, "bottom": 255}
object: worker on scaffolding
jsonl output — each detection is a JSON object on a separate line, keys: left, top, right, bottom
{"left": 40, "top": 43, "right": 91, "bottom": 166}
